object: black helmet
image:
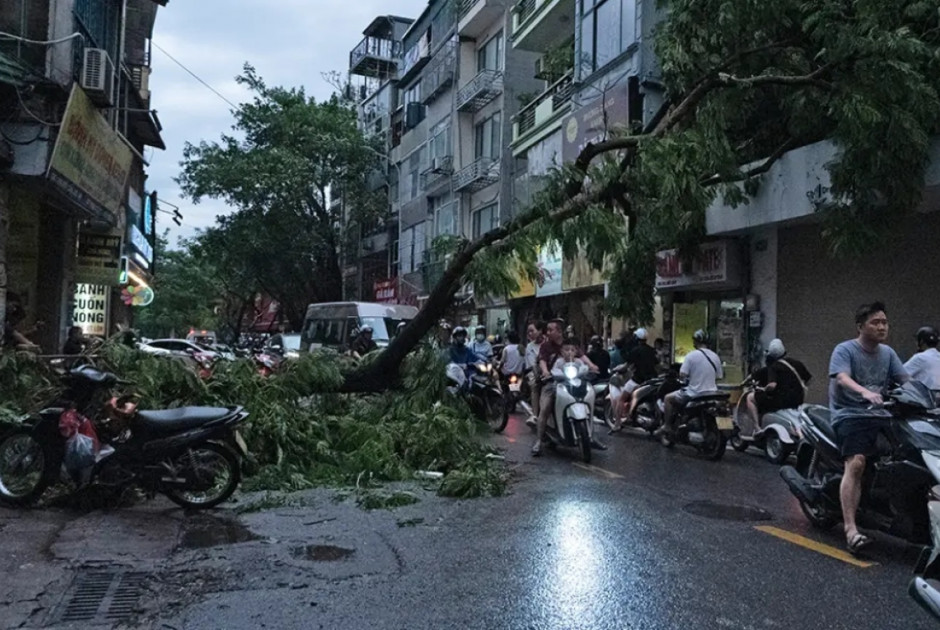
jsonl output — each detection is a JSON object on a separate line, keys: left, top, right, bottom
{"left": 474, "top": 325, "right": 486, "bottom": 334}
{"left": 916, "top": 326, "right": 939, "bottom": 347}
{"left": 693, "top": 329, "right": 709, "bottom": 344}
{"left": 589, "top": 335, "right": 602, "bottom": 348}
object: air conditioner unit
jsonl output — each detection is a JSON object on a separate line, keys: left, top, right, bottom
{"left": 131, "top": 65, "right": 151, "bottom": 101}
{"left": 429, "top": 157, "right": 440, "bottom": 172}
{"left": 82, "top": 48, "right": 116, "bottom": 106}
{"left": 405, "top": 102, "right": 424, "bottom": 129}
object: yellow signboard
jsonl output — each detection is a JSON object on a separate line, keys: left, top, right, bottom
{"left": 562, "top": 250, "right": 606, "bottom": 291}
{"left": 509, "top": 259, "right": 536, "bottom": 299}
{"left": 47, "top": 86, "right": 133, "bottom": 223}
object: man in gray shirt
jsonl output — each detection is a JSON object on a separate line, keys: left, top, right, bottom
{"left": 829, "top": 301, "right": 908, "bottom": 554}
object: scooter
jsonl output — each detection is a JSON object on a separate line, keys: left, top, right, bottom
{"left": 446, "top": 362, "right": 509, "bottom": 433}
{"left": 730, "top": 376, "right": 801, "bottom": 464}
{"left": 543, "top": 362, "right": 596, "bottom": 462}
{"left": 780, "top": 381, "right": 940, "bottom": 543}
{"left": 659, "top": 387, "right": 733, "bottom": 461}
{"left": 607, "top": 372, "right": 682, "bottom": 435}
{"left": 0, "top": 365, "right": 249, "bottom": 510}
{"left": 911, "top": 489, "right": 940, "bottom": 621}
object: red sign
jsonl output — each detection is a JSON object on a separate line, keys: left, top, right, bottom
{"left": 374, "top": 278, "right": 398, "bottom": 304}
{"left": 655, "top": 242, "right": 729, "bottom": 290}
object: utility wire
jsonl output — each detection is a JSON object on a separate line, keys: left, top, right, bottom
{"left": 152, "top": 41, "right": 238, "bottom": 109}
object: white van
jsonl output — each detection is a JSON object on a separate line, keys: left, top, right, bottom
{"left": 299, "top": 302, "right": 419, "bottom": 352}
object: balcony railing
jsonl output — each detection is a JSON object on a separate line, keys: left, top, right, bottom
{"left": 420, "top": 156, "right": 454, "bottom": 193}
{"left": 458, "top": 0, "right": 508, "bottom": 38}
{"left": 350, "top": 36, "right": 401, "bottom": 77}
{"left": 512, "top": 71, "right": 572, "bottom": 142}
{"left": 511, "top": 0, "right": 575, "bottom": 52}
{"left": 453, "top": 157, "right": 500, "bottom": 193}
{"left": 457, "top": 69, "right": 504, "bottom": 112}
{"left": 420, "top": 40, "right": 457, "bottom": 104}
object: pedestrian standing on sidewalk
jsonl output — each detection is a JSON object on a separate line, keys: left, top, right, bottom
{"left": 829, "top": 301, "right": 908, "bottom": 555}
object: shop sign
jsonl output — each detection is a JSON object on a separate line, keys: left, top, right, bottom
{"left": 374, "top": 278, "right": 398, "bottom": 304}
{"left": 509, "top": 258, "right": 535, "bottom": 299}
{"left": 562, "top": 250, "right": 606, "bottom": 292}
{"left": 76, "top": 231, "right": 123, "bottom": 286}
{"left": 72, "top": 284, "right": 109, "bottom": 336}
{"left": 561, "top": 85, "right": 630, "bottom": 163}
{"left": 47, "top": 86, "right": 133, "bottom": 224}
{"left": 536, "top": 242, "right": 564, "bottom": 297}
{"left": 128, "top": 224, "right": 153, "bottom": 265}
{"left": 655, "top": 241, "right": 737, "bottom": 291}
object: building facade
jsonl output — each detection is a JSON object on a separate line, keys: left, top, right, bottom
{"left": 0, "top": 0, "right": 166, "bottom": 352}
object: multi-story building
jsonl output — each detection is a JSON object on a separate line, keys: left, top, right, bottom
{"left": 0, "top": 0, "right": 167, "bottom": 352}
{"left": 342, "top": 15, "right": 413, "bottom": 303}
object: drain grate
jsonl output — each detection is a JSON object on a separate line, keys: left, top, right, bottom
{"left": 53, "top": 570, "right": 148, "bottom": 624}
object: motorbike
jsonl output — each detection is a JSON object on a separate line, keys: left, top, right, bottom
{"left": 447, "top": 362, "right": 509, "bottom": 433}
{"left": 591, "top": 375, "right": 610, "bottom": 425}
{"left": 659, "top": 386, "right": 732, "bottom": 461}
{"left": 503, "top": 372, "right": 526, "bottom": 414}
{"left": 729, "top": 376, "right": 801, "bottom": 464}
{"left": 543, "top": 362, "right": 597, "bottom": 462}
{"left": 780, "top": 381, "right": 940, "bottom": 543}
{"left": 0, "top": 365, "right": 249, "bottom": 510}
{"left": 605, "top": 373, "right": 682, "bottom": 435}
{"left": 911, "top": 489, "right": 940, "bottom": 621}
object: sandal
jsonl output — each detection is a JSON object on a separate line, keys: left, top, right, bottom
{"left": 846, "top": 532, "right": 873, "bottom": 555}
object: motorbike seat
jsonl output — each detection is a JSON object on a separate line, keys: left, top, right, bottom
{"left": 804, "top": 405, "right": 837, "bottom": 442}
{"left": 136, "top": 407, "right": 232, "bottom": 432}
{"left": 688, "top": 390, "right": 730, "bottom": 402}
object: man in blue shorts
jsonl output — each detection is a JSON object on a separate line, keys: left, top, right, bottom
{"left": 829, "top": 301, "right": 908, "bottom": 554}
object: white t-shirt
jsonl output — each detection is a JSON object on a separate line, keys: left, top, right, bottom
{"left": 525, "top": 341, "right": 540, "bottom": 370}
{"left": 680, "top": 348, "right": 723, "bottom": 394}
{"left": 904, "top": 347, "right": 940, "bottom": 390}
{"left": 501, "top": 344, "right": 525, "bottom": 375}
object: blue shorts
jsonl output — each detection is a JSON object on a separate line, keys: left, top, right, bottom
{"left": 834, "top": 416, "right": 886, "bottom": 459}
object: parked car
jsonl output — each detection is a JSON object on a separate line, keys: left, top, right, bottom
{"left": 300, "top": 302, "right": 418, "bottom": 352}
{"left": 141, "top": 339, "right": 219, "bottom": 361}
{"left": 264, "top": 333, "right": 302, "bottom": 359}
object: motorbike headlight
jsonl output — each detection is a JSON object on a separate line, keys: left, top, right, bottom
{"left": 923, "top": 451, "right": 940, "bottom": 484}
{"left": 564, "top": 365, "right": 578, "bottom": 380}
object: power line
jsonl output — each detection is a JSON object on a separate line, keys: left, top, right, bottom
{"left": 152, "top": 41, "right": 239, "bottom": 109}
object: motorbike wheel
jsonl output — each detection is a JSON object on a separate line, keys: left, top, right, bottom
{"left": 701, "top": 420, "right": 727, "bottom": 461}
{"left": 163, "top": 442, "right": 240, "bottom": 510}
{"left": 485, "top": 393, "right": 509, "bottom": 433}
{"left": 0, "top": 429, "right": 51, "bottom": 506}
{"left": 730, "top": 428, "right": 750, "bottom": 452}
{"left": 576, "top": 422, "right": 591, "bottom": 463}
{"left": 659, "top": 432, "right": 675, "bottom": 448}
{"left": 799, "top": 499, "right": 838, "bottom": 531}
{"left": 764, "top": 434, "right": 791, "bottom": 465}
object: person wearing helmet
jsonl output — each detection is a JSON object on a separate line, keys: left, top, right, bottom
{"left": 471, "top": 325, "right": 493, "bottom": 361}
{"left": 350, "top": 325, "right": 378, "bottom": 358}
{"left": 744, "top": 338, "right": 812, "bottom": 430}
{"left": 448, "top": 326, "right": 484, "bottom": 365}
{"left": 904, "top": 326, "right": 940, "bottom": 391}
{"left": 610, "top": 328, "right": 660, "bottom": 431}
{"left": 657, "top": 329, "right": 723, "bottom": 439}
{"left": 586, "top": 335, "right": 610, "bottom": 378}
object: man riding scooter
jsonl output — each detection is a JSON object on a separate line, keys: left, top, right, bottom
{"left": 657, "top": 329, "right": 723, "bottom": 441}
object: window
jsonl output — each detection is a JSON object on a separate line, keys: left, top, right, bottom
{"left": 474, "top": 112, "right": 502, "bottom": 161}
{"left": 403, "top": 82, "right": 422, "bottom": 107}
{"left": 472, "top": 203, "right": 499, "bottom": 239}
{"left": 406, "top": 147, "right": 426, "bottom": 199}
{"left": 431, "top": 196, "right": 458, "bottom": 237}
{"left": 428, "top": 118, "right": 451, "bottom": 161}
{"left": 579, "top": 0, "right": 637, "bottom": 77}
{"left": 477, "top": 31, "right": 504, "bottom": 72}
{"left": 399, "top": 222, "right": 427, "bottom": 273}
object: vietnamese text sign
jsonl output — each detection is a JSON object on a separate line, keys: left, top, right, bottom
{"left": 72, "top": 284, "right": 109, "bottom": 336}
{"left": 655, "top": 241, "right": 731, "bottom": 290}
{"left": 129, "top": 224, "right": 153, "bottom": 264}
{"left": 374, "top": 278, "right": 398, "bottom": 304}
{"left": 47, "top": 86, "right": 133, "bottom": 223}
{"left": 76, "top": 231, "right": 122, "bottom": 286}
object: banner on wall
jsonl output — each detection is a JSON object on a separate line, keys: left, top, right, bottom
{"left": 535, "top": 242, "right": 564, "bottom": 297}
{"left": 71, "top": 284, "right": 109, "bottom": 336}
{"left": 76, "top": 231, "right": 123, "bottom": 286}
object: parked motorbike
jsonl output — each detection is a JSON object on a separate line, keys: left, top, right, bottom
{"left": 447, "top": 362, "right": 509, "bottom": 433}
{"left": 730, "top": 376, "right": 801, "bottom": 464}
{"left": 910, "top": 490, "right": 940, "bottom": 621}
{"left": 0, "top": 365, "right": 249, "bottom": 509}
{"left": 543, "top": 362, "right": 596, "bottom": 462}
{"left": 659, "top": 387, "right": 732, "bottom": 461}
{"left": 780, "top": 381, "right": 940, "bottom": 543}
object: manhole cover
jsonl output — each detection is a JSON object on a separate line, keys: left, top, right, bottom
{"left": 51, "top": 571, "right": 148, "bottom": 624}
{"left": 179, "top": 514, "right": 259, "bottom": 549}
{"left": 682, "top": 501, "right": 772, "bottom": 522}
{"left": 296, "top": 544, "right": 355, "bottom": 561}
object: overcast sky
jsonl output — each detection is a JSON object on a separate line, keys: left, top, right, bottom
{"left": 148, "top": 0, "right": 427, "bottom": 243}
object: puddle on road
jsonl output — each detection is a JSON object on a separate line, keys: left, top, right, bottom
{"left": 682, "top": 500, "right": 772, "bottom": 522}
{"left": 295, "top": 544, "right": 356, "bottom": 562}
{"left": 179, "top": 514, "right": 260, "bottom": 549}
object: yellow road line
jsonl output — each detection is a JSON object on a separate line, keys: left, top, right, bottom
{"left": 754, "top": 525, "right": 877, "bottom": 568}
{"left": 572, "top": 462, "right": 624, "bottom": 479}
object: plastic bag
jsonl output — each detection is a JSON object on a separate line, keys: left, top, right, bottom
{"left": 64, "top": 433, "right": 96, "bottom": 475}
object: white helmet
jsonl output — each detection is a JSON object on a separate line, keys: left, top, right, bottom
{"left": 766, "top": 338, "right": 786, "bottom": 360}
{"left": 634, "top": 328, "right": 648, "bottom": 340}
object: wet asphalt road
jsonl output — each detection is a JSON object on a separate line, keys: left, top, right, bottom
{"left": 157, "top": 414, "right": 935, "bottom": 630}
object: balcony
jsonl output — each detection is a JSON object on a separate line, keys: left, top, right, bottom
{"left": 420, "top": 156, "right": 454, "bottom": 194}
{"left": 349, "top": 36, "right": 401, "bottom": 78}
{"left": 420, "top": 40, "right": 457, "bottom": 104}
{"left": 511, "top": 0, "right": 575, "bottom": 52}
{"left": 456, "top": 69, "right": 504, "bottom": 113}
{"left": 511, "top": 71, "right": 573, "bottom": 152}
{"left": 458, "top": 0, "right": 508, "bottom": 39}
{"left": 453, "top": 157, "right": 500, "bottom": 193}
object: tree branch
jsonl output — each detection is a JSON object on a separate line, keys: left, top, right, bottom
{"left": 717, "top": 61, "right": 837, "bottom": 90}
{"left": 699, "top": 137, "right": 798, "bottom": 186}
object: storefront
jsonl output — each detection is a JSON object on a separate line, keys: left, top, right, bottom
{"left": 655, "top": 240, "right": 748, "bottom": 383}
